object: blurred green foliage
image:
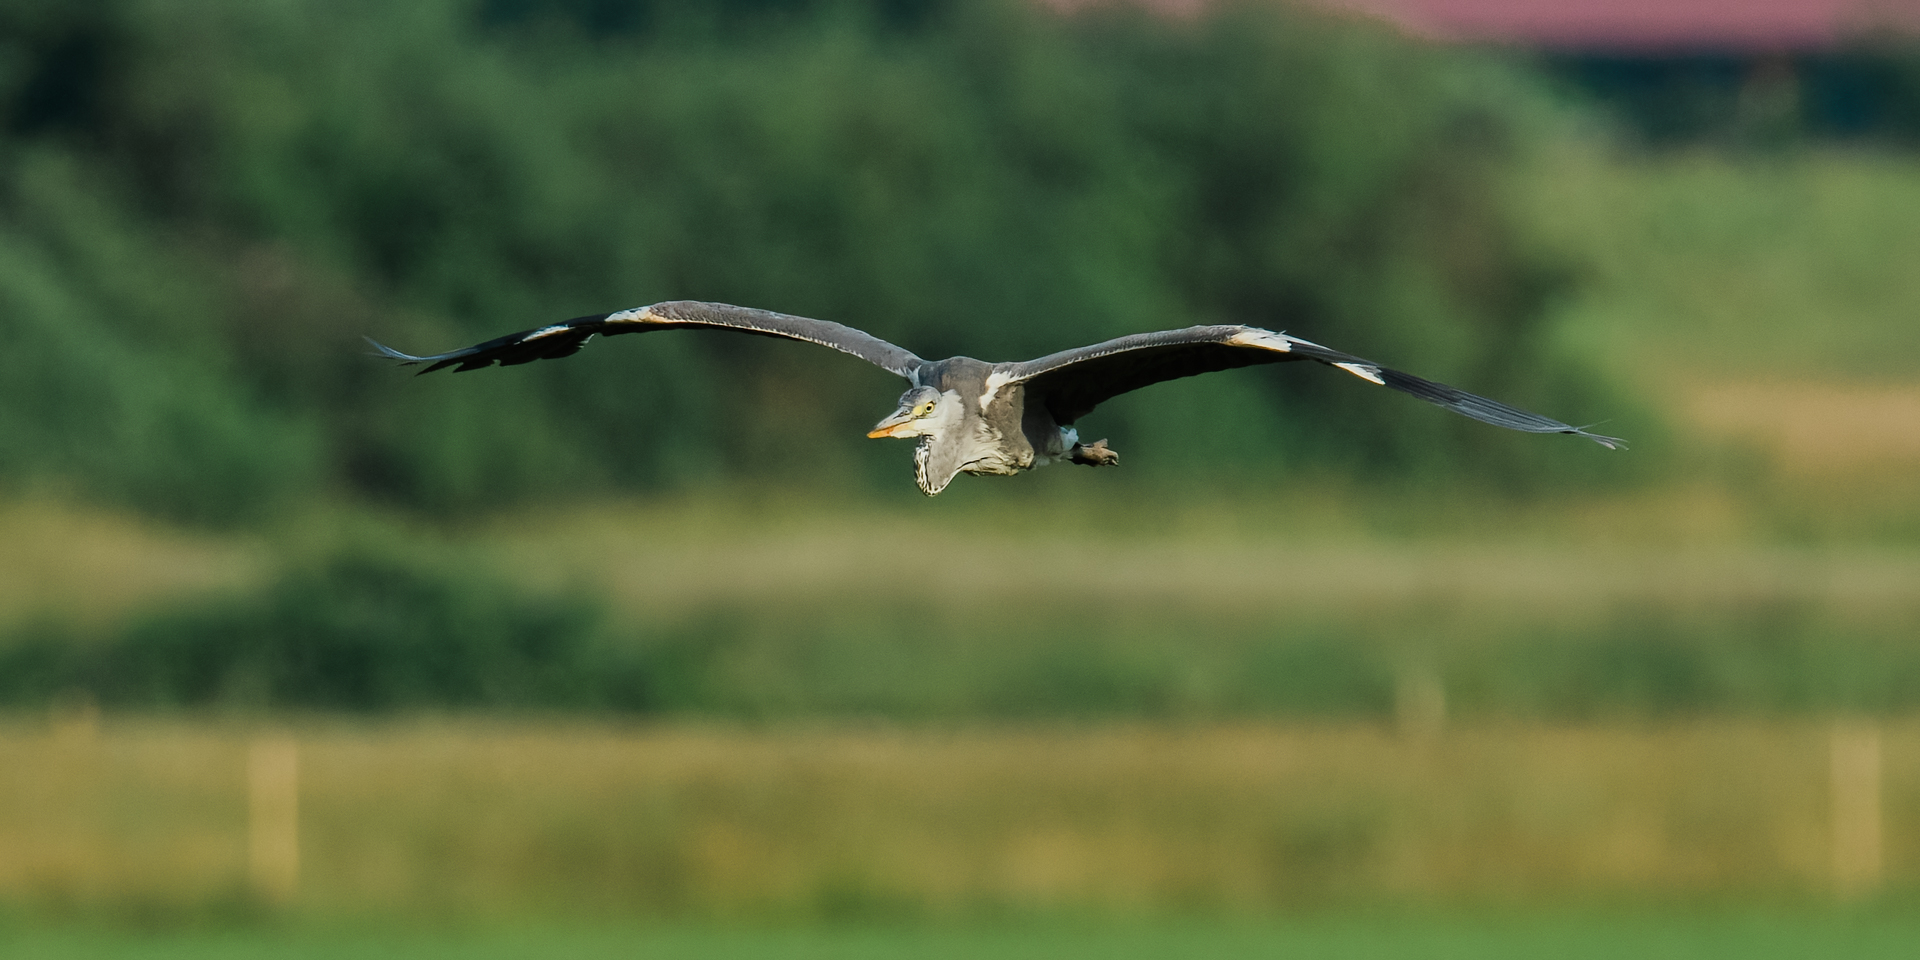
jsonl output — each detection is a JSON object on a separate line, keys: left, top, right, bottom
{"left": 0, "top": 544, "right": 647, "bottom": 710}
{"left": 625, "top": 599, "right": 1920, "bottom": 720}
{"left": 3, "top": 540, "right": 1913, "bottom": 719}
{"left": 0, "top": 0, "right": 1624, "bottom": 522}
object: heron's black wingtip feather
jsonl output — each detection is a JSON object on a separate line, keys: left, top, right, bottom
{"left": 1572, "top": 428, "right": 1628, "bottom": 450}
{"left": 1376, "top": 367, "right": 1626, "bottom": 449}
{"left": 373, "top": 320, "right": 610, "bottom": 376}
{"left": 364, "top": 336, "right": 423, "bottom": 364}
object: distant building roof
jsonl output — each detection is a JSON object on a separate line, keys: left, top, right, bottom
{"left": 1047, "top": 0, "right": 1920, "bottom": 52}
{"left": 1321, "top": 0, "right": 1920, "bottom": 52}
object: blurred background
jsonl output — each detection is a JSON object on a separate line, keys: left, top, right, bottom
{"left": 2, "top": 0, "right": 1919, "bottom": 955}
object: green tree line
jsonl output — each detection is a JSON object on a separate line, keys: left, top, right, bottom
{"left": 6, "top": 545, "right": 1914, "bottom": 719}
{"left": 0, "top": 0, "right": 1628, "bottom": 523}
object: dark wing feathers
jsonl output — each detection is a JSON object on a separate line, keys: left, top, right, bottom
{"left": 371, "top": 304, "right": 1621, "bottom": 450}
{"left": 1008, "top": 326, "right": 1273, "bottom": 425}
{"left": 366, "top": 320, "right": 601, "bottom": 374}
{"left": 1009, "top": 325, "right": 1623, "bottom": 449}
{"left": 367, "top": 300, "right": 924, "bottom": 380}
{"left": 1371, "top": 366, "right": 1620, "bottom": 444}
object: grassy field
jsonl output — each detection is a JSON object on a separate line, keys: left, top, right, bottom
{"left": 0, "top": 498, "right": 264, "bottom": 629}
{"left": 3, "top": 718, "right": 1916, "bottom": 919}
{"left": 8, "top": 913, "right": 1920, "bottom": 960}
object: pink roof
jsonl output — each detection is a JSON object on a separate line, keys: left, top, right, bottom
{"left": 1047, "top": 0, "right": 1920, "bottom": 51}
{"left": 1322, "top": 0, "right": 1920, "bottom": 51}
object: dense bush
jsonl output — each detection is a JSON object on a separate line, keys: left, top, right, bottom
{"left": 620, "top": 600, "right": 1920, "bottom": 721}
{"left": 0, "top": 0, "right": 1624, "bottom": 522}
{"left": 0, "top": 546, "right": 649, "bottom": 710}
{"left": 6, "top": 578, "right": 1914, "bottom": 718}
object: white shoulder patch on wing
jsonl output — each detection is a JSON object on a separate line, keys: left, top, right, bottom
{"left": 604, "top": 306, "right": 657, "bottom": 324}
{"left": 1333, "top": 362, "right": 1386, "bottom": 385}
{"left": 523, "top": 324, "right": 573, "bottom": 341}
{"left": 979, "top": 371, "right": 1014, "bottom": 412}
{"left": 1228, "top": 329, "right": 1296, "bottom": 353}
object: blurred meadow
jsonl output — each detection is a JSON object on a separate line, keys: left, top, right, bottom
{"left": 2, "top": 0, "right": 1920, "bottom": 953}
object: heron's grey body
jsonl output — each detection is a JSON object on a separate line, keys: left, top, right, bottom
{"left": 895, "top": 357, "right": 1116, "bottom": 495}
{"left": 369, "top": 300, "right": 1621, "bottom": 496}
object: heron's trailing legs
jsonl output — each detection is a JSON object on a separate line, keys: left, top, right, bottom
{"left": 1068, "top": 439, "right": 1118, "bottom": 467}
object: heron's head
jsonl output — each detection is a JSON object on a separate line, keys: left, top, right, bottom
{"left": 867, "top": 386, "right": 953, "bottom": 440}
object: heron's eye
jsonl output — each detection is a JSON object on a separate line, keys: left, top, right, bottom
{"left": 916, "top": 402, "right": 934, "bottom": 417}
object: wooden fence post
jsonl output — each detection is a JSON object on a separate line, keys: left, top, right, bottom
{"left": 1830, "top": 720, "right": 1882, "bottom": 899}
{"left": 249, "top": 734, "right": 300, "bottom": 905}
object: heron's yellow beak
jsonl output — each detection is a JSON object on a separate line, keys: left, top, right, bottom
{"left": 867, "top": 410, "right": 915, "bottom": 438}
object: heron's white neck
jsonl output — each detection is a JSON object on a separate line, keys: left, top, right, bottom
{"left": 913, "top": 391, "right": 986, "bottom": 495}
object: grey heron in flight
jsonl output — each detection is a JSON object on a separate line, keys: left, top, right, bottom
{"left": 370, "top": 301, "right": 1621, "bottom": 495}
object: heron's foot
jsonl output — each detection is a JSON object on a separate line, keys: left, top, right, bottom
{"left": 1069, "top": 439, "right": 1119, "bottom": 467}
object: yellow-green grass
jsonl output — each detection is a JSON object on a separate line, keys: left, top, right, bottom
{"left": 4, "top": 719, "right": 1917, "bottom": 920}
{"left": 6, "top": 488, "right": 1918, "bottom": 723}
{"left": 0, "top": 498, "right": 263, "bottom": 628}
{"left": 8, "top": 482, "right": 1916, "bottom": 648}
{"left": 8, "top": 914, "right": 1920, "bottom": 960}
{"left": 475, "top": 495, "right": 1920, "bottom": 626}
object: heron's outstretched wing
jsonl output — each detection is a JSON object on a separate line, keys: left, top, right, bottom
{"left": 1004, "top": 325, "right": 1623, "bottom": 449}
{"left": 367, "top": 300, "right": 925, "bottom": 380}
